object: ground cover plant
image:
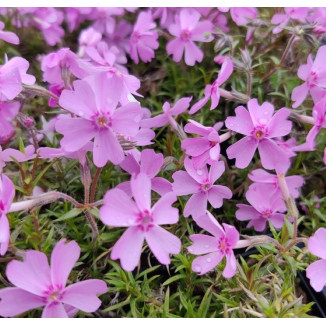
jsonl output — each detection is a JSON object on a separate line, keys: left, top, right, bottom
{"left": 0, "top": 6, "right": 326, "bottom": 318}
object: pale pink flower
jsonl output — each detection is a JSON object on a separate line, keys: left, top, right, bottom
{"left": 181, "top": 120, "right": 224, "bottom": 169}
{"left": 117, "top": 149, "right": 172, "bottom": 196}
{"left": 190, "top": 58, "right": 233, "bottom": 114}
{"left": 0, "top": 145, "right": 35, "bottom": 171}
{"left": 56, "top": 73, "right": 143, "bottom": 167}
{"left": 0, "top": 57, "right": 35, "bottom": 101}
{"left": 236, "top": 183, "right": 286, "bottom": 232}
{"left": 188, "top": 212, "right": 239, "bottom": 277}
{"left": 141, "top": 97, "right": 192, "bottom": 129}
{"left": 129, "top": 11, "right": 159, "bottom": 64}
{"left": 306, "top": 228, "right": 326, "bottom": 292}
{"left": 291, "top": 45, "right": 326, "bottom": 108}
{"left": 0, "top": 174, "right": 14, "bottom": 255}
{"left": 172, "top": 158, "right": 232, "bottom": 220}
{"left": 0, "top": 21, "right": 19, "bottom": 44}
{"left": 166, "top": 8, "right": 213, "bottom": 66}
{"left": 0, "top": 101, "right": 20, "bottom": 144}
{"left": 225, "top": 99, "right": 292, "bottom": 170}
{"left": 0, "top": 239, "right": 107, "bottom": 317}
{"left": 100, "top": 173, "right": 181, "bottom": 271}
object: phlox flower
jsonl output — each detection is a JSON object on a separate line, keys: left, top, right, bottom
{"left": 117, "top": 149, "right": 172, "bottom": 196}
{"left": 190, "top": 58, "right": 233, "bottom": 114}
{"left": 141, "top": 97, "right": 192, "bottom": 129}
{"left": 172, "top": 157, "right": 232, "bottom": 220}
{"left": 129, "top": 11, "right": 159, "bottom": 64}
{"left": 236, "top": 183, "right": 286, "bottom": 232}
{"left": 100, "top": 173, "right": 181, "bottom": 271}
{"left": 0, "top": 173, "right": 14, "bottom": 255}
{"left": 0, "top": 21, "right": 19, "bottom": 44}
{"left": 181, "top": 119, "right": 225, "bottom": 169}
{"left": 0, "top": 239, "right": 107, "bottom": 317}
{"left": 0, "top": 56, "right": 35, "bottom": 101}
{"left": 248, "top": 168, "right": 304, "bottom": 200}
{"left": 225, "top": 99, "right": 292, "bottom": 170}
{"left": 188, "top": 212, "right": 239, "bottom": 277}
{"left": 56, "top": 72, "right": 143, "bottom": 167}
{"left": 106, "top": 20, "right": 132, "bottom": 56}
{"left": 218, "top": 7, "right": 257, "bottom": 26}
{"left": 41, "top": 48, "right": 94, "bottom": 85}
{"left": 0, "top": 145, "right": 35, "bottom": 171}
{"left": 306, "top": 228, "right": 326, "bottom": 292}
{"left": 0, "top": 101, "right": 20, "bottom": 144}
{"left": 294, "top": 96, "right": 326, "bottom": 151}
{"left": 271, "top": 7, "right": 310, "bottom": 34}
{"left": 78, "top": 26, "right": 102, "bottom": 57}
{"left": 291, "top": 45, "right": 326, "bottom": 108}
{"left": 166, "top": 8, "right": 213, "bottom": 66}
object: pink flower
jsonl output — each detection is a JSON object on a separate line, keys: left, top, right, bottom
{"left": 0, "top": 21, "right": 19, "bottom": 44}
{"left": 225, "top": 99, "right": 292, "bottom": 170}
{"left": 0, "top": 57, "right": 35, "bottom": 101}
{"left": 190, "top": 59, "right": 233, "bottom": 114}
{"left": 0, "top": 174, "right": 14, "bottom": 255}
{"left": 129, "top": 11, "right": 159, "bottom": 64}
{"left": 0, "top": 145, "right": 35, "bottom": 171}
{"left": 236, "top": 183, "right": 286, "bottom": 232}
{"left": 291, "top": 45, "right": 326, "bottom": 108}
{"left": 181, "top": 120, "right": 225, "bottom": 169}
{"left": 117, "top": 149, "right": 172, "bottom": 196}
{"left": 306, "top": 228, "right": 326, "bottom": 292}
{"left": 107, "top": 20, "right": 132, "bottom": 56}
{"left": 41, "top": 48, "right": 94, "bottom": 85}
{"left": 248, "top": 168, "right": 304, "bottom": 200}
{"left": 0, "top": 101, "right": 20, "bottom": 144}
{"left": 294, "top": 96, "right": 326, "bottom": 151}
{"left": 56, "top": 73, "right": 143, "bottom": 167}
{"left": 271, "top": 7, "right": 309, "bottom": 34}
{"left": 0, "top": 239, "right": 107, "bottom": 317}
{"left": 141, "top": 97, "right": 192, "bottom": 129}
{"left": 172, "top": 158, "right": 232, "bottom": 220}
{"left": 100, "top": 173, "right": 181, "bottom": 271}
{"left": 188, "top": 212, "right": 239, "bottom": 277}
{"left": 166, "top": 8, "right": 213, "bottom": 66}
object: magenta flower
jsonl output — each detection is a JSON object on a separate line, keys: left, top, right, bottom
{"left": 190, "top": 59, "right": 233, "bottom": 114}
{"left": 306, "top": 228, "right": 326, "bottom": 292}
{"left": 0, "top": 21, "right": 19, "bottom": 44}
{"left": 118, "top": 149, "right": 172, "bottom": 196}
{"left": 182, "top": 120, "right": 225, "bottom": 169}
{"left": 0, "top": 239, "right": 107, "bottom": 317}
{"left": 225, "top": 99, "right": 292, "bottom": 170}
{"left": 0, "top": 174, "right": 14, "bottom": 255}
{"left": 172, "top": 157, "right": 232, "bottom": 220}
{"left": 236, "top": 183, "right": 285, "bottom": 232}
{"left": 100, "top": 173, "right": 181, "bottom": 271}
{"left": 248, "top": 168, "right": 304, "bottom": 199}
{"left": 188, "top": 212, "right": 239, "bottom": 277}
{"left": 141, "top": 97, "right": 192, "bottom": 129}
{"left": 0, "top": 57, "right": 35, "bottom": 101}
{"left": 129, "top": 11, "right": 159, "bottom": 64}
{"left": 56, "top": 73, "right": 143, "bottom": 167}
{"left": 291, "top": 45, "right": 326, "bottom": 108}
{"left": 166, "top": 8, "right": 213, "bottom": 66}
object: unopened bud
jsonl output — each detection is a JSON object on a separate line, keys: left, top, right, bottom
{"left": 161, "top": 156, "right": 178, "bottom": 172}
{"left": 117, "top": 135, "right": 137, "bottom": 151}
{"left": 230, "top": 89, "right": 250, "bottom": 103}
{"left": 22, "top": 84, "right": 59, "bottom": 100}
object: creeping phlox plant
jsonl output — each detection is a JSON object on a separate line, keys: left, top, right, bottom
{"left": 0, "top": 7, "right": 325, "bottom": 318}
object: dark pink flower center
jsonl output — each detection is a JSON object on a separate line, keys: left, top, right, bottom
{"left": 94, "top": 114, "right": 112, "bottom": 130}
{"left": 251, "top": 125, "right": 268, "bottom": 140}
{"left": 261, "top": 209, "right": 273, "bottom": 219}
{"left": 201, "top": 181, "right": 212, "bottom": 192}
{"left": 307, "top": 71, "right": 318, "bottom": 87}
{"left": 217, "top": 236, "right": 231, "bottom": 255}
{"left": 0, "top": 201, "right": 4, "bottom": 216}
{"left": 131, "top": 31, "right": 141, "bottom": 44}
{"left": 180, "top": 29, "right": 192, "bottom": 42}
{"left": 136, "top": 210, "right": 154, "bottom": 232}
